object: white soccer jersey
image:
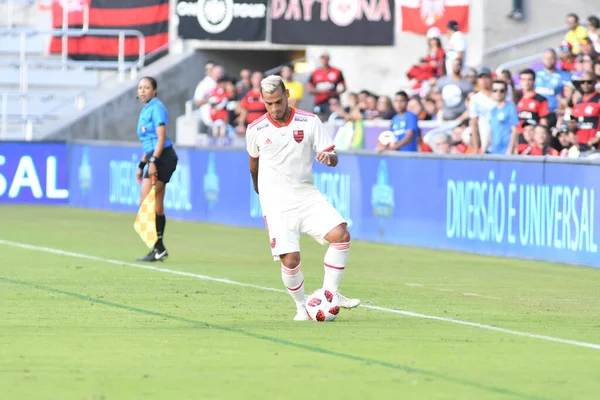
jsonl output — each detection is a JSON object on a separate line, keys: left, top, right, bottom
{"left": 246, "top": 108, "right": 335, "bottom": 213}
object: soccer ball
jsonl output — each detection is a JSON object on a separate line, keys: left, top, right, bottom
{"left": 378, "top": 130, "right": 396, "bottom": 148}
{"left": 305, "top": 289, "right": 340, "bottom": 322}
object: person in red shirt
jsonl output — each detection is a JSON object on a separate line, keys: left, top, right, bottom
{"left": 559, "top": 41, "right": 577, "bottom": 72}
{"left": 236, "top": 71, "right": 267, "bottom": 133}
{"left": 209, "top": 75, "right": 234, "bottom": 137}
{"left": 307, "top": 52, "right": 346, "bottom": 118}
{"left": 571, "top": 72, "right": 600, "bottom": 151}
{"left": 516, "top": 119, "right": 538, "bottom": 154}
{"left": 510, "top": 68, "right": 550, "bottom": 153}
{"left": 524, "top": 125, "right": 560, "bottom": 156}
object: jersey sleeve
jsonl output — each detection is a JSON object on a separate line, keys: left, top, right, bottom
{"left": 539, "top": 98, "right": 550, "bottom": 118}
{"left": 312, "top": 116, "right": 335, "bottom": 152}
{"left": 152, "top": 104, "right": 168, "bottom": 126}
{"left": 246, "top": 127, "right": 260, "bottom": 158}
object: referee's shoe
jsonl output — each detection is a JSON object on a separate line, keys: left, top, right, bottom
{"left": 137, "top": 247, "right": 168, "bottom": 262}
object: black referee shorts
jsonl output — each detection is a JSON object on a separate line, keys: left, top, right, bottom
{"left": 144, "top": 146, "right": 178, "bottom": 184}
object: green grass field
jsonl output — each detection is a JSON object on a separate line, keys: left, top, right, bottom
{"left": 1, "top": 205, "right": 599, "bottom": 400}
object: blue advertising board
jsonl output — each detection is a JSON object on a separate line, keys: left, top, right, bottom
{"left": 0, "top": 142, "right": 68, "bottom": 204}
{"left": 66, "top": 143, "right": 600, "bottom": 268}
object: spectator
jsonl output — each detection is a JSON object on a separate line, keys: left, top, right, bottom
{"left": 209, "top": 74, "right": 234, "bottom": 137}
{"left": 469, "top": 67, "right": 496, "bottom": 153}
{"left": 434, "top": 133, "right": 453, "bottom": 154}
{"left": 499, "top": 69, "right": 519, "bottom": 103}
{"left": 574, "top": 54, "right": 597, "bottom": 77}
{"left": 408, "top": 97, "right": 427, "bottom": 120}
{"left": 516, "top": 119, "right": 538, "bottom": 154}
{"left": 525, "top": 125, "right": 559, "bottom": 156}
{"left": 377, "top": 91, "right": 418, "bottom": 153}
{"left": 555, "top": 124, "right": 577, "bottom": 156}
{"left": 564, "top": 13, "right": 588, "bottom": 55}
{"left": 280, "top": 64, "right": 303, "bottom": 108}
{"left": 407, "top": 37, "right": 445, "bottom": 89}
{"left": 579, "top": 37, "right": 599, "bottom": 60}
{"left": 464, "top": 67, "right": 478, "bottom": 88}
{"left": 516, "top": 69, "right": 549, "bottom": 147}
{"left": 450, "top": 120, "right": 475, "bottom": 154}
{"left": 307, "top": 52, "right": 346, "bottom": 118}
{"left": 193, "top": 63, "right": 223, "bottom": 134}
{"left": 423, "top": 97, "right": 440, "bottom": 120}
{"left": 236, "top": 69, "right": 252, "bottom": 98}
{"left": 489, "top": 79, "right": 519, "bottom": 155}
{"left": 435, "top": 58, "right": 473, "bottom": 121}
{"left": 535, "top": 49, "right": 571, "bottom": 125}
{"left": 376, "top": 96, "right": 395, "bottom": 120}
{"left": 237, "top": 71, "right": 266, "bottom": 133}
{"left": 558, "top": 41, "right": 577, "bottom": 72}
{"left": 571, "top": 72, "right": 600, "bottom": 151}
{"left": 363, "top": 95, "right": 380, "bottom": 119}
{"left": 588, "top": 16, "right": 600, "bottom": 53}
{"left": 445, "top": 20, "right": 467, "bottom": 75}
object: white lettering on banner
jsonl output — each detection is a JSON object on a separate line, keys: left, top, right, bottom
{"left": 177, "top": 0, "right": 266, "bottom": 34}
{"left": 8, "top": 156, "right": 43, "bottom": 199}
{"left": 314, "top": 172, "right": 353, "bottom": 227}
{"left": 46, "top": 157, "right": 69, "bottom": 199}
{"left": 0, "top": 155, "right": 68, "bottom": 200}
{"left": 271, "top": 0, "right": 391, "bottom": 26}
{"left": 446, "top": 171, "right": 598, "bottom": 253}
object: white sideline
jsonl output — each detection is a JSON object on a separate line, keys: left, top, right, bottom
{"left": 1, "top": 239, "right": 599, "bottom": 351}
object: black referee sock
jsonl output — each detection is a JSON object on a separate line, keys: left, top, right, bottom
{"left": 155, "top": 214, "right": 166, "bottom": 251}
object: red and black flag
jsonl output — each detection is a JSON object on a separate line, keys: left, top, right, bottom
{"left": 49, "top": 0, "right": 169, "bottom": 62}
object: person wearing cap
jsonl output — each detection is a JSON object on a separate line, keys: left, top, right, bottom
{"left": 555, "top": 124, "right": 577, "bottom": 156}
{"left": 535, "top": 49, "right": 571, "bottom": 125}
{"left": 558, "top": 41, "right": 577, "bottom": 73}
{"left": 307, "top": 52, "right": 346, "bottom": 119}
{"left": 515, "top": 119, "right": 538, "bottom": 154}
{"left": 564, "top": 13, "right": 588, "bottom": 55}
{"left": 445, "top": 20, "right": 467, "bottom": 75}
{"left": 468, "top": 66, "right": 496, "bottom": 153}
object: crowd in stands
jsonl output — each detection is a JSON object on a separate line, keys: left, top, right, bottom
{"left": 192, "top": 12, "right": 600, "bottom": 158}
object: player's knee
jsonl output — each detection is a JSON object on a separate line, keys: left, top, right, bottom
{"left": 280, "top": 252, "right": 301, "bottom": 269}
{"left": 326, "top": 223, "right": 351, "bottom": 243}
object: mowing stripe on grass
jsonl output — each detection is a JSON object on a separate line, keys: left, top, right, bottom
{"left": 1, "top": 238, "right": 599, "bottom": 351}
{"left": 0, "top": 275, "right": 550, "bottom": 400}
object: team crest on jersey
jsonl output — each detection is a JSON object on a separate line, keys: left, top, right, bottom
{"left": 293, "top": 130, "right": 304, "bottom": 143}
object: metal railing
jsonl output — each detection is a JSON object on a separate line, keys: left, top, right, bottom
{"left": 483, "top": 25, "right": 568, "bottom": 57}
{"left": 1, "top": 0, "right": 35, "bottom": 28}
{"left": 0, "top": 28, "right": 145, "bottom": 79}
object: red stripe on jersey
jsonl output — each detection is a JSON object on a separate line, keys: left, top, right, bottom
{"left": 321, "top": 145, "right": 335, "bottom": 152}
{"left": 294, "top": 109, "right": 316, "bottom": 117}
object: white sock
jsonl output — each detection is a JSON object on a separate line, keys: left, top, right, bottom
{"left": 281, "top": 264, "right": 305, "bottom": 306}
{"left": 323, "top": 242, "right": 350, "bottom": 292}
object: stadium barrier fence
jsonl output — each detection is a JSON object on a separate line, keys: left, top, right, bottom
{"left": 2, "top": 140, "right": 600, "bottom": 268}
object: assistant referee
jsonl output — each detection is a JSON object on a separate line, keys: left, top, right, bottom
{"left": 135, "top": 76, "right": 178, "bottom": 262}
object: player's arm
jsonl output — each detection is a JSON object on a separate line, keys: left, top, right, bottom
{"left": 315, "top": 149, "right": 338, "bottom": 167}
{"left": 469, "top": 101, "right": 481, "bottom": 153}
{"left": 313, "top": 116, "right": 338, "bottom": 167}
{"left": 249, "top": 156, "right": 259, "bottom": 194}
{"left": 390, "top": 130, "right": 415, "bottom": 150}
{"left": 246, "top": 127, "right": 260, "bottom": 193}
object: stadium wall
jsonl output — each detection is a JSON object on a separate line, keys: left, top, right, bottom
{"left": 2, "top": 141, "right": 600, "bottom": 268}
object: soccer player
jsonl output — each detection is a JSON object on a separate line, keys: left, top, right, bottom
{"left": 246, "top": 75, "right": 360, "bottom": 321}
{"left": 135, "top": 77, "right": 179, "bottom": 262}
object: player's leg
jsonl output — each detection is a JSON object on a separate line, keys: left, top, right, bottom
{"left": 137, "top": 148, "right": 177, "bottom": 262}
{"left": 264, "top": 211, "right": 309, "bottom": 321}
{"left": 323, "top": 223, "right": 360, "bottom": 309}
{"left": 300, "top": 196, "right": 360, "bottom": 309}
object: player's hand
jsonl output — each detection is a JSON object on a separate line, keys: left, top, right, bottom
{"left": 315, "top": 152, "right": 332, "bottom": 165}
{"left": 148, "top": 163, "right": 158, "bottom": 180}
{"left": 136, "top": 167, "right": 143, "bottom": 184}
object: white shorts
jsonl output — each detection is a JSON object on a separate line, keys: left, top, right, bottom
{"left": 263, "top": 194, "right": 346, "bottom": 261}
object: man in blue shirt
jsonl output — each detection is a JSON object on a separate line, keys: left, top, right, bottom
{"left": 377, "top": 91, "right": 419, "bottom": 152}
{"left": 535, "top": 49, "right": 571, "bottom": 124}
{"left": 489, "top": 80, "right": 519, "bottom": 155}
